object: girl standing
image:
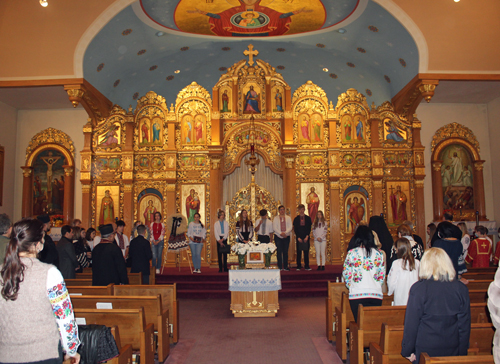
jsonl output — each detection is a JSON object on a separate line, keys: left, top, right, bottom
{"left": 236, "top": 209, "right": 254, "bottom": 243}
{"left": 312, "top": 210, "right": 327, "bottom": 271}
{"left": 150, "top": 212, "right": 165, "bottom": 274}
{"left": 213, "top": 211, "right": 229, "bottom": 272}
{"left": 188, "top": 213, "right": 206, "bottom": 274}
{"left": 387, "top": 238, "right": 420, "bottom": 306}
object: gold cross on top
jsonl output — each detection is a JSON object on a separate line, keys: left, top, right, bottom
{"left": 244, "top": 44, "right": 259, "bottom": 66}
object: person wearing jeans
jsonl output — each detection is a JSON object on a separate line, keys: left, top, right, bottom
{"left": 150, "top": 212, "right": 165, "bottom": 274}
{"left": 272, "top": 205, "right": 293, "bottom": 271}
{"left": 188, "top": 213, "right": 207, "bottom": 274}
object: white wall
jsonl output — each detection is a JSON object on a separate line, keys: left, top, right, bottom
{"left": 0, "top": 101, "right": 18, "bottom": 217}
{"left": 417, "top": 103, "right": 494, "bottom": 225}
{"left": 487, "top": 96, "right": 500, "bottom": 223}
{"left": 13, "top": 108, "right": 87, "bottom": 221}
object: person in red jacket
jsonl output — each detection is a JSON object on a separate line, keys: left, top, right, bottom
{"left": 465, "top": 225, "right": 492, "bottom": 268}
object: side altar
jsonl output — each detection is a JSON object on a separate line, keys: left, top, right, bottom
{"left": 228, "top": 268, "right": 281, "bottom": 317}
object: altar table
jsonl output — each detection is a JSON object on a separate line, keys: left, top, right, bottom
{"left": 228, "top": 269, "right": 281, "bottom": 317}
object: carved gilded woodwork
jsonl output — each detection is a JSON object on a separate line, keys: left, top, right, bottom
{"left": 91, "top": 182, "right": 124, "bottom": 228}
{"left": 237, "top": 65, "right": 267, "bottom": 119}
{"left": 431, "top": 122, "right": 480, "bottom": 157}
{"left": 92, "top": 110, "right": 126, "bottom": 153}
{"left": 26, "top": 128, "right": 75, "bottom": 165}
{"left": 334, "top": 89, "right": 371, "bottom": 149}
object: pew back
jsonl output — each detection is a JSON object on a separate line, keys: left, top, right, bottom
{"left": 67, "top": 284, "right": 114, "bottom": 296}
{"left": 470, "top": 303, "right": 491, "bottom": 323}
{"left": 420, "top": 353, "right": 494, "bottom": 363}
{"left": 65, "top": 279, "right": 92, "bottom": 286}
{"left": 76, "top": 272, "right": 143, "bottom": 285}
{"left": 469, "top": 322, "right": 495, "bottom": 355}
{"left": 369, "top": 324, "right": 407, "bottom": 364}
{"left": 108, "top": 326, "right": 133, "bottom": 364}
{"left": 466, "top": 280, "right": 493, "bottom": 291}
{"left": 469, "top": 289, "right": 488, "bottom": 304}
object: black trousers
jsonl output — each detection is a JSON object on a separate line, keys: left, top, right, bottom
{"left": 275, "top": 235, "right": 290, "bottom": 269}
{"left": 349, "top": 298, "right": 382, "bottom": 323}
{"left": 217, "top": 238, "right": 228, "bottom": 271}
{"left": 296, "top": 239, "right": 310, "bottom": 269}
{"left": 142, "top": 274, "right": 150, "bottom": 285}
{"left": 257, "top": 235, "right": 270, "bottom": 244}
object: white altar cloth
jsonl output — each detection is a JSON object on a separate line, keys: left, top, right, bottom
{"left": 228, "top": 269, "right": 282, "bottom": 292}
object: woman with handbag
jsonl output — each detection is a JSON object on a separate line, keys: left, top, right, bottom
{"left": 213, "top": 210, "right": 230, "bottom": 272}
{"left": 188, "top": 213, "right": 206, "bottom": 274}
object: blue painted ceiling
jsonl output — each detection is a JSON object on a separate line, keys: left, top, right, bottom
{"left": 83, "top": 0, "right": 418, "bottom": 109}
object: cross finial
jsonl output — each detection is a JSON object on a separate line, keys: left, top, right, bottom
{"left": 244, "top": 44, "right": 259, "bottom": 66}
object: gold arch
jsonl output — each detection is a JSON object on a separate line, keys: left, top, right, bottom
{"left": 27, "top": 143, "right": 74, "bottom": 167}
{"left": 432, "top": 138, "right": 480, "bottom": 162}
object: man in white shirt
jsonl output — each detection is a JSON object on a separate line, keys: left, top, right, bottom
{"left": 114, "top": 220, "right": 130, "bottom": 259}
{"left": 272, "top": 205, "right": 293, "bottom": 271}
{"left": 255, "top": 209, "right": 274, "bottom": 244}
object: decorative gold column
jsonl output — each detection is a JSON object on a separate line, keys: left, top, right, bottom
{"left": 372, "top": 180, "right": 384, "bottom": 216}
{"left": 63, "top": 166, "right": 74, "bottom": 224}
{"left": 81, "top": 184, "right": 91, "bottom": 228}
{"left": 431, "top": 161, "right": 444, "bottom": 221}
{"left": 209, "top": 154, "right": 223, "bottom": 266}
{"left": 414, "top": 180, "right": 426, "bottom": 240}
{"left": 283, "top": 152, "right": 296, "bottom": 266}
{"left": 330, "top": 180, "right": 342, "bottom": 264}
{"left": 80, "top": 120, "right": 93, "bottom": 228}
{"left": 21, "top": 167, "right": 33, "bottom": 218}
{"left": 473, "top": 160, "right": 487, "bottom": 220}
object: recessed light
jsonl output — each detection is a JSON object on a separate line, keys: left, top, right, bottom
{"left": 454, "top": 0, "right": 460, "bottom": 2}
{"left": 323, "top": 68, "right": 328, "bottom": 72}
{"left": 40, "top": 0, "right": 48, "bottom": 7}
{"left": 338, "top": 28, "right": 346, "bottom": 34}
{"left": 156, "top": 31, "right": 165, "bottom": 37}
{"left": 174, "top": 70, "right": 180, "bottom": 74}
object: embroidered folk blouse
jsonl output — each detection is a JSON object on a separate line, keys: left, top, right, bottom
{"left": 342, "top": 247, "right": 385, "bottom": 300}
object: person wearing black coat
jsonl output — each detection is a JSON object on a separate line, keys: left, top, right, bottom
{"left": 433, "top": 221, "right": 465, "bottom": 276}
{"left": 56, "top": 225, "right": 78, "bottom": 279}
{"left": 401, "top": 247, "right": 470, "bottom": 363}
{"left": 92, "top": 224, "right": 129, "bottom": 286}
{"left": 37, "top": 215, "right": 59, "bottom": 268}
{"left": 292, "top": 204, "right": 312, "bottom": 271}
{"left": 128, "top": 225, "right": 152, "bottom": 284}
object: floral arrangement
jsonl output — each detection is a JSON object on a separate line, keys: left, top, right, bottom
{"left": 233, "top": 241, "right": 277, "bottom": 254}
{"left": 232, "top": 243, "right": 250, "bottom": 255}
{"left": 50, "top": 215, "right": 64, "bottom": 227}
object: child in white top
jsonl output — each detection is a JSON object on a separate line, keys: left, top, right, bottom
{"left": 387, "top": 238, "right": 420, "bottom": 306}
{"left": 312, "top": 210, "right": 328, "bottom": 270}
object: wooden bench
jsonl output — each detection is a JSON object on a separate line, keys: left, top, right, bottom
{"left": 65, "top": 279, "right": 93, "bottom": 286}
{"left": 113, "top": 284, "right": 179, "bottom": 344}
{"left": 349, "top": 305, "right": 406, "bottom": 364}
{"left": 76, "top": 272, "right": 142, "bottom": 285}
{"left": 471, "top": 303, "right": 491, "bottom": 323}
{"left": 369, "top": 324, "right": 407, "bottom": 364}
{"left": 466, "top": 280, "right": 493, "bottom": 291}
{"left": 463, "top": 272, "right": 495, "bottom": 281}
{"left": 469, "top": 289, "right": 488, "bottom": 304}
{"left": 469, "top": 322, "right": 495, "bottom": 355}
{"left": 71, "top": 295, "right": 169, "bottom": 362}
{"left": 108, "top": 326, "right": 133, "bottom": 364}
{"left": 84, "top": 266, "right": 156, "bottom": 284}
{"left": 467, "top": 267, "right": 497, "bottom": 273}
{"left": 326, "top": 282, "right": 348, "bottom": 342}
{"left": 74, "top": 308, "right": 155, "bottom": 364}
{"left": 334, "top": 291, "right": 355, "bottom": 361}
{"left": 420, "top": 353, "right": 494, "bottom": 363}
{"left": 67, "top": 284, "right": 114, "bottom": 296}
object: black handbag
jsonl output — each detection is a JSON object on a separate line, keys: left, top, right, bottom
{"left": 219, "top": 238, "right": 231, "bottom": 254}
{"left": 297, "top": 241, "right": 309, "bottom": 251}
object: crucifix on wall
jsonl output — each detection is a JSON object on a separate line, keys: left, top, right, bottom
{"left": 244, "top": 44, "right": 259, "bottom": 66}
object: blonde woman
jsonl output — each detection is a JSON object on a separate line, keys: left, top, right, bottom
{"left": 401, "top": 248, "right": 470, "bottom": 363}
{"left": 312, "top": 210, "right": 327, "bottom": 270}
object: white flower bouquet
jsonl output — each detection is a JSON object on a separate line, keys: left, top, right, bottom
{"left": 231, "top": 242, "right": 250, "bottom": 255}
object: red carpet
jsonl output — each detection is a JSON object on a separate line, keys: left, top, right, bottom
{"left": 156, "top": 265, "right": 343, "bottom": 299}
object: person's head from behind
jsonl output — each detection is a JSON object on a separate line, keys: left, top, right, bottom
{"left": 420, "top": 247, "right": 456, "bottom": 282}
{"left": 403, "top": 220, "right": 414, "bottom": 231}
{"left": 396, "top": 237, "right": 415, "bottom": 271}
{"left": 443, "top": 212, "right": 453, "bottom": 221}
{"left": 397, "top": 224, "right": 412, "bottom": 239}
{"left": 137, "top": 224, "right": 147, "bottom": 237}
{"left": 1, "top": 219, "right": 45, "bottom": 300}
{"left": 61, "top": 225, "right": 73, "bottom": 239}
{"left": 436, "top": 221, "right": 458, "bottom": 240}
{"left": 73, "top": 219, "right": 82, "bottom": 227}
{"left": 457, "top": 222, "right": 468, "bottom": 237}
{"left": 352, "top": 225, "right": 376, "bottom": 256}
{"left": 0, "top": 213, "right": 12, "bottom": 237}
{"left": 71, "top": 226, "right": 82, "bottom": 241}
{"left": 99, "top": 224, "right": 114, "bottom": 240}
{"left": 475, "top": 225, "right": 488, "bottom": 237}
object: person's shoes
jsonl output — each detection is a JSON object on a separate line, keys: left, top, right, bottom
{"left": 296, "top": 268, "right": 301, "bottom": 271}
{"left": 224, "top": 268, "right": 229, "bottom": 272}
{"left": 305, "top": 268, "right": 312, "bottom": 271}
{"left": 218, "top": 269, "right": 223, "bottom": 273}
{"left": 321, "top": 266, "right": 325, "bottom": 271}
{"left": 317, "top": 266, "right": 321, "bottom": 271}
{"left": 283, "top": 268, "right": 290, "bottom": 271}
{"left": 155, "top": 269, "right": 160, "bottom": 274}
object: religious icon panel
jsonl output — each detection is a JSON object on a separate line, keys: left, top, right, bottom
{"left": 96, "top": 185, "right": 120, "bottom": 226}
{"left": 300, "top": 182, "right": 324, "bottom": 224}
{"left": 181, "top": 184, "right": 206, "bottom": 225}
{"left": 344, "top": 187, "right": 368, "bottom": 234}
{"left": 139, "top": 192, "right": 163, "bottom": 226}
{"left": 242, "top": 84, "right": 262, "bottom": 115}
{"left": 33, "top": 149, "right": 66, "bottom": 216}
{"left": 383, "top": 118, "right": 407, "bottom": 143}
{"left": 181, "top": 114, "right": 206, "bottom": 145}
{"left": 386, "top": 181, "right": 410, "bottom": 227}
{"left": 220, "top": 88, "right": 232, "bottom": 113}
{"left": 98, "top": 122, "right": 121, "bottom": 146}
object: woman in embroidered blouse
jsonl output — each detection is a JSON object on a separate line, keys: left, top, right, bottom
{"left": 187, "top": 213, "right": 207, "bottom": 274}
{"left": 0, "top": 218, "right": 81, "bottom": 364}
{"left": 312, "top": 210, "right": 327, "bottom": 271}
{"left": 342, "top": 225, "right": 385, "bottom": 323}
{"left": 236, "top": 209, "right": 254, "bottom": 244}
{"left": 213, "top": 210, "right": 229, "bottom": 273}
{"left": 150, "top": 212, "right": 165, "bottom": 274}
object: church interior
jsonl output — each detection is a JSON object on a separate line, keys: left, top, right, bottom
{"left": 1, "top": 0, "right": 500, "bottom": 363}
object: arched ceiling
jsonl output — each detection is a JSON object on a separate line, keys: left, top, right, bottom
{"left": 83, "top": 0, "right": 418, "bottom": 109}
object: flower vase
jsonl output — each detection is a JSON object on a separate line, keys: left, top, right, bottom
{"left": 238, "top": 254, "right": 246, "bottom": 269}
{"left": 264, "top": 252, "right": 272, "bottom": 268}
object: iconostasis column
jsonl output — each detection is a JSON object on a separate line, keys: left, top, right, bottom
{"left": 329, "top": 180, "right": 342, "bottom": 264}
{"left": 122, "top": 117, "right": 135, "bottom": 236}
{"left": 63, "top": 166, "right": 74, "bottom": 224}
{"left": 412, "top": 118, "right": 426, "bottom": 238}
{"left": 370, "top": 117, "right": 384, "bottom": 215}
{"left": 211, "top": 87, "right": 222, "bottom": 145}
{"left": 209, "top": 153, "right": 223, "bottom": 265}
{"left": 473, "top": 161, "right": 487, "bottom": 220}
{"left": 283, "top": 87, "right": 293, "bottom": 144}
{"left": 431, "top": 161, "right": 444, "bottom": 221}
{"left": 80, "top": 121, "right": 93, "bottom": 228}
{"left": 283, "top": 153, "right": 297, "bottom": 265}
{"left": 21, "top": 167, "right": 33, "bottom": 218}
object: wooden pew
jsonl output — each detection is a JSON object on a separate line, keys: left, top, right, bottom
{"left": 71, "top": 295, "right": 169, "bottom": 362}
{"left": 463, "top": 272, "right": 495, "bottom": 281}
{"left": 113, "top": 284, "right": 179, "bottom": 344}
{"left": 467, "top": 267, "right": 497, "bottom": 273}
{"left": 74, "top": 308, "right": 155, "bottom": 364}
{"left": 466, "top": 280, "right": 493, "bottom": 291}
{"left": 75, "top": 272, "right": 143, "bottom": 285}
{"left": 420, "top": 353, "right": 494, "bottom": 363}
{"left": 67, "top": 284, "right": 114, "bottom": 296}
{"left": 84, "top": 265, "right": 156, "bottom": 284}
{"left": 326, "top": 282, "right": 348, "bottom": 342}
{"left": 471, "top": 303, "right": 491, "bottom": 323}
{"left": 335, "top": 291, "right": 354, "bottom": 361}
{"left": 108, "top": 326, "right": 133, "bottom": 364}
{"left": 469, "top": 289, "right": 488, "bottom": 304}
{"left": 469, "top": 322, "right": 495, "bottom": 355}
{"left": 65, "top": 279, "right": 93, "bottom": 286}
{"left": 349, "top": 305, "right": 406, "bottom": 364}
{"left": 369, "top": 324, "right": 407, "bottom": 364}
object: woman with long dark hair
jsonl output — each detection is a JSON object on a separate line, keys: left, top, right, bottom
{"left": 369, "top": 215, "right": 394, "bottom": 272}
{"left": 236, "top": 209, "right": 254, "bottom": 244}
{"left": 0, "top": 218, "right": 80, "bottom": 363}
{"left": 342, "top": 225, "right": 385, "bottom": 322}
{"left": 72, "top": 226, "right": 90, "bottom": 273}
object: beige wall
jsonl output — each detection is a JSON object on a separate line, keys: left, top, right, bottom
{"left": 417, "top": 102, "right": 494, "bottom": 225}
{"left": 487, "top": 96, "right": 500, "bottom": 224}
{"left": 13, "top": 108, "right": 87, "bottom": 222}
{"left": 0, "top": 101, "right": 18, "bottom": 217}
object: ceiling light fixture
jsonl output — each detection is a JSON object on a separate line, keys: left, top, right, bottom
{"left": 39, "top": 0, "right": 48, "bottom": 7}
{"left": 337, "top": 28, "right": 346, "bottom": 34}
{"left": 323, "top": 68, "right": 329, "bottom": 72}
{"left": 174, "top": 70, "right": 180, "bottom": 74}
{"left": 156, "top": 31, "right": 165, "bottom": 37}
{"left": 454, "top": 0, "right": 460, "bottom": 2}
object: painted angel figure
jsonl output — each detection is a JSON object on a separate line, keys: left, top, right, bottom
{"left": 347, "top": 196, "right": 365, "bottom": 233}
